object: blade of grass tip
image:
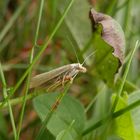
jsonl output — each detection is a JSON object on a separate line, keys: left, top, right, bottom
{"left": 0, "top": 0, "right": 30, "bottom": 43}
{"left": 111, "top": 40, "right": 139, "bottom": 113}
{"left": 0, "top": 62, "right": 17, "bottom": 139}
{"left": 36, "top": 84, "right": 70, "bottom": 140}
{"left": 16, "top": 0, "right": 45, "bottom": 139}
{"left": 0, "top": 0, "right": 74, "bottom": 108}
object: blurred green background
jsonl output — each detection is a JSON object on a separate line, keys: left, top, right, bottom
{"left": 0, "top": 0, "right": 140, "bottom": 140}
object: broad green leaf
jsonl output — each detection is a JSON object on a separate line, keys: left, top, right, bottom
{"left": 111, "top": 94, "right": 140, "bottom": 140}
{"left": 33, "top": 93, "right": 85, "bottom": 139}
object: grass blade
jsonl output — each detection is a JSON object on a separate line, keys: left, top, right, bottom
{"left": 16, "top": 0, "right": 45, "bottom": 139}
{"left": 0, "top": 62, "right": 17, "bottom": 139}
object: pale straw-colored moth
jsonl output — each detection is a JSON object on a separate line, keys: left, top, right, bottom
{"left": 29, "top": 51, "right": 95, "bottom": 91}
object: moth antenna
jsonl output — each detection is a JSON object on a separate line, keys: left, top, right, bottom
{"left": 66, "top": 37, "right": 80, "bottom": 63}
{"left": 82, "top": 51, "right": 97, "bottom": 65}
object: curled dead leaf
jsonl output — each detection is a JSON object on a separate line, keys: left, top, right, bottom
{"left": 89, "top": 8, "right": 125, "bottom": 64}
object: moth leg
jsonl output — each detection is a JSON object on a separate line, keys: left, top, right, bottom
{"left": 62, "top": 71, "right": 72, "bottom": 86}
{"left": 66, "top": 75, "right": 73, "bottom": 83}
{"left": 61, "top": 71, "right": 73, "bottom": 86}
{"left": 46, "top": 76, "right": 61, "bottom": 92}
{"left": 47, "top": 79, "right": 61, "bottom": 92}
{"left": 62, "top": 73, "right": 68, "bottom": 87}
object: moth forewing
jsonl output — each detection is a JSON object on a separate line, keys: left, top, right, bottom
{"left": 30, "top": 63, "right": 86, "bottom": 89}
{"left": 30, "top": 64, "right": 72, "bottom": 89}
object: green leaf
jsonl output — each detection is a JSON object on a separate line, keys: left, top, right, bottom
{"left": 33, "top": 93, "right": 86, "bottom": 139}
{"left": 111, "top": 94, "right": 140, "bottom": 140}
{"left": 89, "top": 8, "right": 125, "bottom": 86}
{"left": 92, "top": 35, "right": 120, "bottom": 86}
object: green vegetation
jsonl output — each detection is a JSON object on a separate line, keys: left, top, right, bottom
{"left": 0, "top": 0, "right": 140, "bottom": 139}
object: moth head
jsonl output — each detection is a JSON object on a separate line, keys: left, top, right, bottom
{"left": 77, "top": 63, "right": 87, "bottom": 73}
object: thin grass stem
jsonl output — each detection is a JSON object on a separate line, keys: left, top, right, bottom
{"left": 16, "top": 0, "right": 45, "bottom": 139}
{"left": 0, "top": 63, "right": 17, "bottom": 139}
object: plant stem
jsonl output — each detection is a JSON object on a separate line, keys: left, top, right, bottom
{"left": 16, "top": 0, "right": 45, "bottom": 139}
{"left": 0, "top": 63, "right": 17, "bottom": 139}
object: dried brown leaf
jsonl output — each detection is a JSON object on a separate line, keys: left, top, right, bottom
{"left": 89, "top": 8, "right": 125, "bottom": 63}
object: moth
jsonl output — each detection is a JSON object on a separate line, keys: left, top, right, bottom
{"left": 30, "top": 63, "right": 86, "bottom": 90}
{"left": 30, "top": 51, "right": 95, "bottom": 91}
